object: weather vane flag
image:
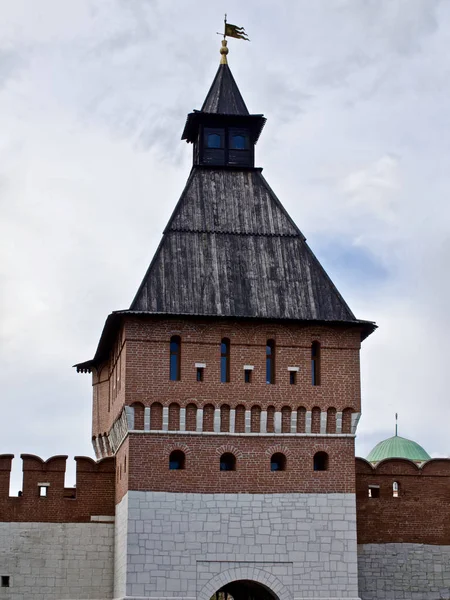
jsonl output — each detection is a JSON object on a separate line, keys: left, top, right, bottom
{"left": 224, "top": 15, "right": 250, "bottom": 41}
{"left": 217, "top": 15, "right": 250, "bottom": 64}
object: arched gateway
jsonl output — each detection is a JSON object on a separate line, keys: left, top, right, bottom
{"left": 198, "top": 568, "right": 291, "bottom": 600}
{"left": 211, "top": 580, "right": 278, "bottom": 600}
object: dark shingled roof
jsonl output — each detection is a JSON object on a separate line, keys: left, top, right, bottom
{"left": 201, "top": 63, "right": 249, "bottom": 115}
{"left": 130, "top": 167, "right": 363, "bottom": 324}
{"left": 75, "top": 59, "right": 376, "bottom": 372}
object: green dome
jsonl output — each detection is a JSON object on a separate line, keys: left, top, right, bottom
{"left": 367, "top": 435, "right": 431, "bottom": 463}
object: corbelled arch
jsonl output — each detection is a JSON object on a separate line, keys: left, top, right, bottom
{"left": 197, "top": 566, "right": 292, "bottom": 600}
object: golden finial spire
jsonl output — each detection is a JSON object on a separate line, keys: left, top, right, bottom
{"left": 220, "top": 39, "right": 229, "bottom": 64}
{"left": 216, "top": 14, "right": 249, "bottom": 65}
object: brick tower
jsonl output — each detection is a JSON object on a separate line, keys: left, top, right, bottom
{"left": 77, "top": 40, "right": 375, "bottom": 600}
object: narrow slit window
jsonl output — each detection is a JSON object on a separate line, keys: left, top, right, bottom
{"left": 266, "top": 339, "right": 275, "bottom": 384}
{"left": 196, "top": 367, "right": 204, "bottom": 382}
{"left": 244, "top": 369, "right": 252, "bottom": 383}
{"left": 170, "top": 336, "right": 181, "bottom": 381}
{"left": 221, "top": 338, "right": 230, "bottom": 383}
{"left": 393, "top": 481, "right": 399, "bottom": 498}
{"left": 311, "top": 341, "right": 321, "bottom": 386}
{"left": 289, "top": 371, "right": 296, "bottom": 385}
{"left": 1, "top": 576, "right": 10, "bottom": 588}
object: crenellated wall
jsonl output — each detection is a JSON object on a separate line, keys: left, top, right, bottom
{"left": 356, "top": 457, "right": 450, "bottom": 600}
{"left": 0, "top": 454, "right": 115, "bottom": 523}
{"left": 355, "top": 457, "right": 450, "bottom": 545}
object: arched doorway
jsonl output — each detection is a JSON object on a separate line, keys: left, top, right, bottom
{"left": 210, "top": 579, "right": 279, "bottom": 600}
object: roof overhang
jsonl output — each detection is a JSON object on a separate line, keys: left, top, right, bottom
{"left": 74, "top": 310, "right": 376, "bottom": 373}
{"left": 181, "top": 111, "right": 267, "bottom": 144}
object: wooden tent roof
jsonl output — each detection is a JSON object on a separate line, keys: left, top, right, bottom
{"left": 130, "top": 167, "right": 363, "bottom": 325}
{"left": 75, "top": 61, "right": 375, "bottom": 372}
{"left": 200, "top": 63, "right": 249, "bottom": 115}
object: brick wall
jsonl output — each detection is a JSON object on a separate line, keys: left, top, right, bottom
{"left": 356, "top": 457, "right": 450, "bottom": 545}
{"left": 92, "top": 317, "right": 362, "bottom": 442}
{"left": 112, "top": 434, "right": 357, "bottom": 501}
{"left": 87, "top": 316, "right": 363, "bottom": 503}
{"left": 0, "top": 454, "right": 115, "bottom": 523}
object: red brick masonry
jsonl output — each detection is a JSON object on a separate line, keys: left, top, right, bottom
{"left": 0, "top": 454, "right": 115, "bottom": 522}
{"left": 356, "top": 457, "right": 450, "bottom": 545}
{"left": 2, "top": 452, "right": 450, "bottom": 545}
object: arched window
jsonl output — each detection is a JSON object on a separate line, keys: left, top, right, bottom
{"left": 203, "top": 404, "right": 215, "bottom": 432}
{"left": 393, "top": 481, "right": 400, "bottom": 497}
{"left": 271, "top": 453, "right": 286, "bottom": 471}
{"left": 311, "top": 406, "right": 321, "bottom": 434}
{"left": 221, "top": 338, "right": 230, "bottom": 383}
{"left": 297, "top": 407, "right": 306, "bottom": 433}
{"left": 220, "top": 452, "right": 236, "bottom": 471}
{"left": 185, "top": 403, "right": 197, "bottom": 432}
{"left": 235, "top": 404, "right": 246, "bottom": 433}
{"left": 266, "top": 339, "right": 275, "bottom": 384}
{"left": 150, "top": 402, "right": 163, "bottom": 430}
{"left": 131, "top": 402, "right": 145, "bottom": 430}
{"left": 326, "top": 407, "right": 337, "bottom": 434}
{"left": 266, "top": 405, "right": 275, "bottom": 433}
{"left": 220, "top": 404, "right": 230, "bottom": 432}
{"left": 313, "top": 451, "right": 329, "bottom": 471}
{"left": 207, "top": 133, "right": 222, "bottom": 148}
{"left": 281, "top": 406, "right": 292, "bottom": 433}
{"left": 170, "top": 336, "right": 181, "bottom": 381}
{"left": 342, "top": 408, "right": 353, "bottom": 434}
{"left": 169, "top": 450, "right": 185, "bottom": 470}
{"left": 311, "top": 341, "right": 321, "bottom": 386}
{"left": 168, "top": 403, "right": 180, "bottom": 431}
{"left": 250, "top": 405, "right": 261, "bottom": 433}
{"left": 230, "top": 134, "right": 246, "bottom": 150}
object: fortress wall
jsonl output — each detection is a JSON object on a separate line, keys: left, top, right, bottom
{"left": 0, "top": 522, "right": 114, "bottom": 600}
{"left": 355, "top": 457, "right": 450, "bottom": 545}
{"left": 0, "top": 455, "right": 115, "bottom": 523}
{"left": 358, "top": 543, "right": 450, "bottom": 600}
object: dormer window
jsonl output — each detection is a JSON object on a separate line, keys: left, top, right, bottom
{"left": 200, "top": 126, "right": 253, "bottom": 167}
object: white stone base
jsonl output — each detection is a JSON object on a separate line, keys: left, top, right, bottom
{"left": 115, "top": 491, "right": 360, "bottom": 600}
{"left": 0, "top": 522, "right": 114, "bottom": 600}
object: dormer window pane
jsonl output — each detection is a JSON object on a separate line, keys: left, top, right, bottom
{"left": 231, "top": 134, "right": 246, "bottom": 150}
{"left": 207, "top": 133, "right": 222, "bottom": 148}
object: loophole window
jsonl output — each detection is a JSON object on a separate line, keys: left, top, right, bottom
{"left": 169, "top": 450, "right": 185, "bottom": 470}
{"left": 270, "top": 453, "right": 286, "bottom": 471}
{"left": 220, "top": 452, "right": 236, "bottom": 471}
{"left": 368, "top": 485, "right": 380, "bottom": 498}
{"left": 313, "top": 451, "right": 328, "bottom": 471}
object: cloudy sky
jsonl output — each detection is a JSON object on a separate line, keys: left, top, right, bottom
{"left": 1, "top": 0, "right": 449, "bottom": 489}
